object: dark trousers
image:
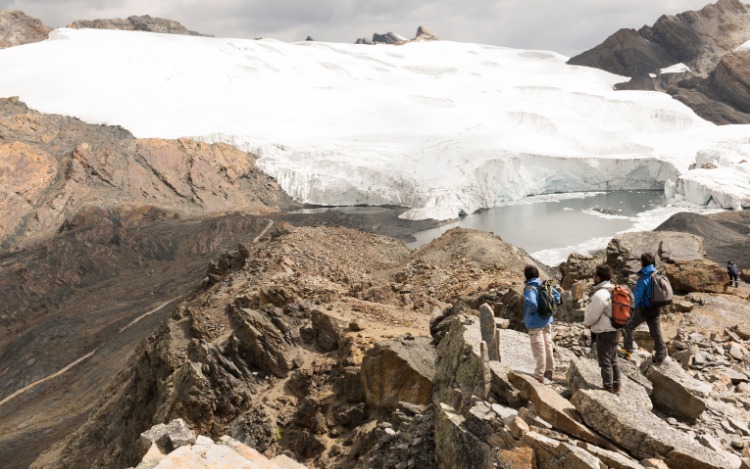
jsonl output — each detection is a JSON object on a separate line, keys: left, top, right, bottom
{"left": 624, "top": 307, "right": 667, "bottom": 361}
{"left": 596, "top": 331, "right": 620, "bottom": 389}
{"left": 730, "top": 273, "right": 739, "bottom": 287}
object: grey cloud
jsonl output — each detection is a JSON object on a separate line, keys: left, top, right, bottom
{"left": 2, "top": 0, "right": 721, "bottom": 55}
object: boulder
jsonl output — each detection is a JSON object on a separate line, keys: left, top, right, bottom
{"left": 606, "top": 232, "right": 704, "bottom": 279}
{"left": 560, "top": 253, "right": 600, "bottom": 290}
{"left": 311, "top": 309, "right": 345, "bottom": 352}
{"left": 139, "top": 418, "right": 196, "bottom": 454}
{"left": 497, "top": 328, "right": 536, "bottom": 375}
{"left": 508, "top": 370, "right": 610, "bottom": 447}
{"left": 230, "top": 306, "right": 299, "bottom": 378}
{"left": 710, "top": 51, "right": 750, "bottom": 114}
{"left": 566, "top": 355, "right": 652, "bottom": 411}
{"left": 434, "top": 403, "right": 493, "bottom": 469}
{"left": 578, "top": 442, "right": 645, "bottom": 469}
{"left": 360, "top": 336, "right": 436, "bottom": 413}
{"left": 489, "top": 361, "right": 522, "bottom": 408}
{"left": 571, "top": 389, "right": 730, "bottom": 468}
{"left": 521, "top": 431, "right": 604, "bottom": 469}
{"left": 433, "top": 315, "right": 487, "bottom": 407}
{"left": 642, "top": 357, "right": 710, "bottom": 422}
{"left": 665, "top": 259, "right": 729, "bottom": 294}
{"left": 496, "top": 288, "right": 526, "bottom": 332}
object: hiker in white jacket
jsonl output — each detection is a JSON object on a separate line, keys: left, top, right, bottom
{"left": 583, "top": 264, "right": 621, "bottom": 395}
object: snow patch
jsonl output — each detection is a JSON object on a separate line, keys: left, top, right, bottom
{"left": 0, "top": 28, "right": 748, "bottom": 220}
{"left": 660, "top": 63, "right": 690, "bottom": 74}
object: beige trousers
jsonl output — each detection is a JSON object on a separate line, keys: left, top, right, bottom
{"left": 529, "top": 325, "right": 554, "bottom": 380}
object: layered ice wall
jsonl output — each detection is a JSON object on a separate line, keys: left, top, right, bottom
{"left": 0, "top": 28, "right": 749, "bottom": 220}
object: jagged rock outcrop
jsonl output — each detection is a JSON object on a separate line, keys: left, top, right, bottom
{"left": 355, "top": 26, "right": 439, "bottom": 45}
{"left": 568, "top": 0, "right": 750, "bottom": 124}
{"left": 708, "top": 50, "right": 750, "bottom": 113}
{"left": 68, "top": 14, "right": 207, "bottom": 36}
{"left": 0, "top": 11, "right": 51, "bottom": 49}
{"left": 0, "top": 97, "right": 296, "bottom": 253}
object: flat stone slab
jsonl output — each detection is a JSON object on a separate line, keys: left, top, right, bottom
{"left": 643, "top": 357, "right": 710, "bottom": 423}
{"left": 509, "top": 370, "right": 610, "bottom": 448}
{"left": 571, "top": 389, "right": 730, "bottom": 469}
{"left": 567, "top": 355, "right": 652, "bottom": 411}
{"left": 498, "top": 329, "right": 536, "bottom": 374}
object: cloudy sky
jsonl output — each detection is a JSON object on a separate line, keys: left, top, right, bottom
{"left": 2, "top": 0, "right": 716, "bottom": 56}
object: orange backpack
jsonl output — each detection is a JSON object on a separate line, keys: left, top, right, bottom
{"left": 609, "top": 285, "right": 632, "bottom": 328}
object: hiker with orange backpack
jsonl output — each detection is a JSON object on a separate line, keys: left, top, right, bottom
{"left": 620, "top": 252, "right": 670, "bottom": 365}
{"left": 584, "top": 264, "right": 624, "bottom": 395}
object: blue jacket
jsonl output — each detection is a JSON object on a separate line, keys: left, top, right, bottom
{"left": 633, "top": 264, "right": 656, "bottom": 309}
{"left": 523, "top": 278, "right": 560, "bottom": 329}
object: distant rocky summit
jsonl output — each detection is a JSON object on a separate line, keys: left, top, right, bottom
{"left": 0, "top": 10, "right": 51, "bottom": 49}
{"left": 68, "top": 14, "right": 208, "bottom": 36}
{"left": 355, "top": 25, "right": 439, "bottom": 45}
{"left": 569, "top": 0, "right": 750, "bottom": 124}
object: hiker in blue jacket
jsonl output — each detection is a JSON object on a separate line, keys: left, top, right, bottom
{"left": 523, "top": 265, "right": 560, "bottom": 383}
{"left": 620, "top": 252, "right": 667, "bottom": 365}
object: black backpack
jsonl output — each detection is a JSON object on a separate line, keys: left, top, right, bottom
{"left": 527, "top": 280, "right": 558, "bottom": 318}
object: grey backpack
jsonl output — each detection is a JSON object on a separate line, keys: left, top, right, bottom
{"left": 649, "top": 272, "right": 673, "bottom": 307}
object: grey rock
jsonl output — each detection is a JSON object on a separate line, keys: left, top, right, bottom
{"left": 139, "top": 418, "right": 196, "bottom": 454}
{"left": 643, "top": 357, "right": 711, "bottom": 422}
{"left": 360, "top": 336, "right": 435, "bottom": 413}
{"left": 567, "top": 355, "right": 652, "bottom": 410}
{"left": 434, "top": 403, "right": 493, "bottom": 469}
{"left": 571, "top": 389, "right": 731, "bottom": 468}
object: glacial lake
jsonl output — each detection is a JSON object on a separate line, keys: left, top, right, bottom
{"left": 292, "top": 191, "right": 720, "bottom": 267}
{"left": 407, "top": 191, "right": 719, "bottom": 266}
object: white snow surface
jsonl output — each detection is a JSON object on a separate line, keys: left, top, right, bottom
{"left": 1, "top": 28, "right": 750, "bottom": 220}
{"left": 660, "top": 63, "right": 690, "bottom": 74}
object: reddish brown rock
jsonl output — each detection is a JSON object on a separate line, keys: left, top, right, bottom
{"left": 665, "top": 259, "right": 730, "bottom": 293}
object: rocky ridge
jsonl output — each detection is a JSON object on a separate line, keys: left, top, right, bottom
{"left": 30, "top": 223, "right": 750, "bottom": 469}
{"left": 67, "top": 14, "right": 208, "bottom": 36}
{"left": 354, "top": 26, "right": 439, "bottom": 45}
{"left": 0, "top": 97, "right": 296, "bottom": 253}
{"left": 0, "top": 10, "right": 51, "bottom": 49}
{"left": 568, "top": 0, "right": 750, "bottom": 124}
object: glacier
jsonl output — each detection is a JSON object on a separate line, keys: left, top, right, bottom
{"left": 0, "top": 28, "right": 749, "bottom": 220}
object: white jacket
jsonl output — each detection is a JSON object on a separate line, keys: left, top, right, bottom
{"left": 584, "top": 281, "right": 616, "bottom": 333}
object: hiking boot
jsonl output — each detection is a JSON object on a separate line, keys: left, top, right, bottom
{"left": 612, "top": 384, "right": 622, "bottom": 396}
{"left": 535, "top": 375, "right": 544, "bottom": 384}
{"left": 543, "top": 370, "right": 553, "bottom": 380}
{"left": 653, "top": 356, "right": 666, "bottom": 366}
{"left": 603, "top": 386, "right": 613, "bottom": 393}
{"left": 618, "top": 347, "right": 632, "bottom": 360}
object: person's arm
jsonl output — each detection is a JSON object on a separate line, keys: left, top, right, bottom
{"left": 584, "top": 290, "right": 605, "bottom": 327}
{"left": 523, "top": 286, "right": 537, "bottom": 316}
{"left": 633, "top": 276, "right": 646, "bottom": 309}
